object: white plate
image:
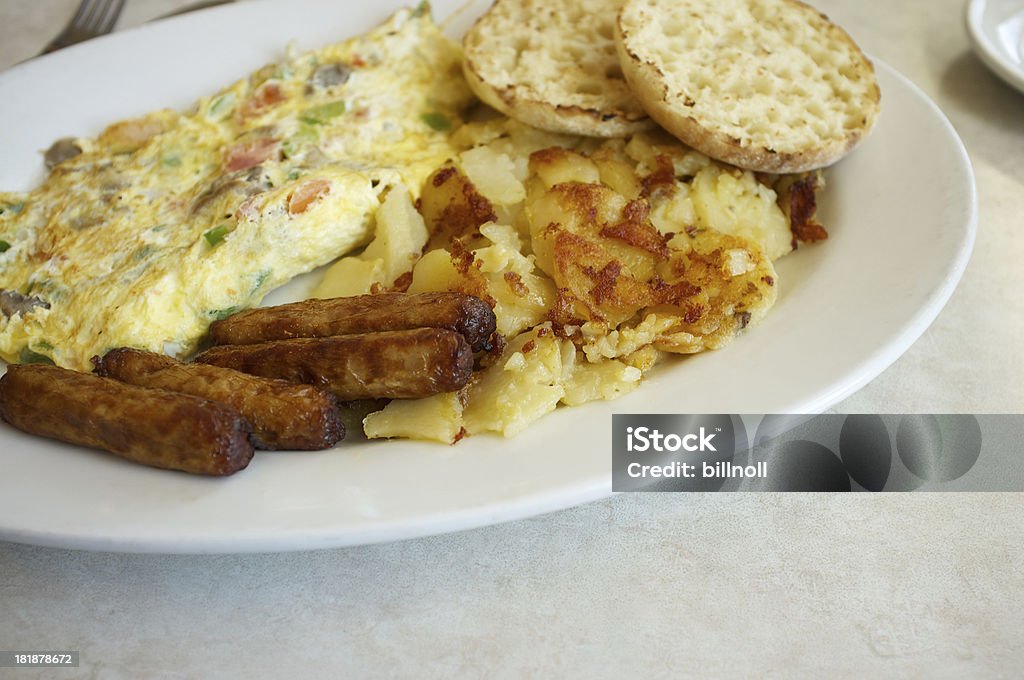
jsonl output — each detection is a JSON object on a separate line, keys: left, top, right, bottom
{"left": 0, "top": 0, "right": 976, "bottom": 553}
{"left": 966, "top": 0, "right": 1024, "bottom": 94}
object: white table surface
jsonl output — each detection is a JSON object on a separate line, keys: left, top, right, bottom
{"left": 0, "top": 0, "right": 1022, "bottom": 677}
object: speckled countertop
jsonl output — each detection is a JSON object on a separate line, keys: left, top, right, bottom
{"left": 0, "top": 0, "right": 1021, "bottom": 677}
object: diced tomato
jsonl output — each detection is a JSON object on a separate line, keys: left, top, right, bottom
{"left": 287, "top": 178, "right": 331, "bottom": 215}
{"left": 225, "top": 137, "right": 281, "bottom": 172}
{"left": 238, "top": 82, "right": 285, "bottom": 120}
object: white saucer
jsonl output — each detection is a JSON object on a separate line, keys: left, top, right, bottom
{"left": 966, "top": 0, "right": 1024, "bottom": 94}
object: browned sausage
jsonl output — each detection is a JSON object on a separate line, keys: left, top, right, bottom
{"left": 0, "top": 364, "right": 253, "bottom": 476}
{"left": 208, "top": 291, "right": 497, "bottom": 351}
{"left": 194, "top": 328, "right": 473, "bottom": 400}
{"left": 93, "top": 348, "right": 344, "bottom": 451}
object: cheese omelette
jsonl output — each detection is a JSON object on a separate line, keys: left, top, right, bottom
{"left": 0, "top": 6, "right": 473, "bottom": 370}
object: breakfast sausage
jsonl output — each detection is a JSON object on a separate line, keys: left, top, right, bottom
{"left": 0, "top": 364, "right": 252, "bottom": 476}
{"left": 208, "top": 292, "right": 497, "bottom": 351}
{"left": 195, "top": 328, "right": 474, "bottom": 400}
{"left": 94, "top": 348, "right": 344, "bottom": 451}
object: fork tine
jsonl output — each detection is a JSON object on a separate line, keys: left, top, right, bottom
{"left": 94, "top": 0, "right": 126, "bottom": 34}
{"left": 79, "top": 0, "right": 104, "bottom": 31}
{"left": 112, "top": 0, "right": 127, "bottom": 30}
{"left": 85, "top": 0, "right": 113, "bottom": 32}
{"left": 38, "top": 0, "right": 126, "bottom": 56}
{"left": 67, "top": 0, "right": 93, "bottom": 27}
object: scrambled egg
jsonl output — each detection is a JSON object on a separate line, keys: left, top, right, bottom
{"left": 0, "top": 6, "right": 473, "bottom": 369}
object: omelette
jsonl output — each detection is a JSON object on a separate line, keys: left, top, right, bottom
{"left": 0, "top": 6, "right": 473, "bottom": 370}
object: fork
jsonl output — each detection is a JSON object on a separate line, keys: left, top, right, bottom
{"left": 40, "top": 0, "right": 127, "bottom": 55}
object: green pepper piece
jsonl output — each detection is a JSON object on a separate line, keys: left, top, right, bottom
{"left": 203, "top": 224, "right": 232, "bottom": 247}
{"left": 208, "top": 306, "right": 241, "bottom": 321}
{"left": 300, "top": 100, "right": 347, "bottom": 125}
{"left": 421, "top": 112, "right": 451, "bottom": 131}
{"left": 19, "top": 347, "right": 54, "bottom": 365}
{"left": 283, "top": 123, "right": 320, "bottom": 159}
{"left": 208, "top": 92, "right": 236, "bottom": 120}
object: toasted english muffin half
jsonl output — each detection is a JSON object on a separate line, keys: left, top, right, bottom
{"left": 462, "top": 0, "right": 653, "bottom": 137}
{"left": 615, "top": 0, "right": 881, "bottom": 173}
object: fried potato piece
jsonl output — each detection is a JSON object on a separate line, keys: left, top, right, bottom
{"left": 775, "top": 171, "right": 828, "bottom": 246}
{"left": 524, "top": 168, "right": 777, "bottom": 353}
{"left": 418, "top": 163, "right": 497, "bottom": 250}
{"left": 648, "top": 230, "right": 778, "bottom": 353}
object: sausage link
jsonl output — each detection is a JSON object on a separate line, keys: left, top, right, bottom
{"left": 208, "top": 291, "right": 496, "bottom": 351}
{"left": 195, "top": 328, "right": 473, "bottom": 400}
{"left": 0, "top": 364, "right": 252, "bottom": 476}
{"left": 94, "top": 348, "right": 344, "bottom": 451}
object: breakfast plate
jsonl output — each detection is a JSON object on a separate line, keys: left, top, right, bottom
{"left": 0, "top": 0, "right": 975, "bottom": 553}
{"left": 966, "top": 0, "right": 1024, "bottom": 95}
